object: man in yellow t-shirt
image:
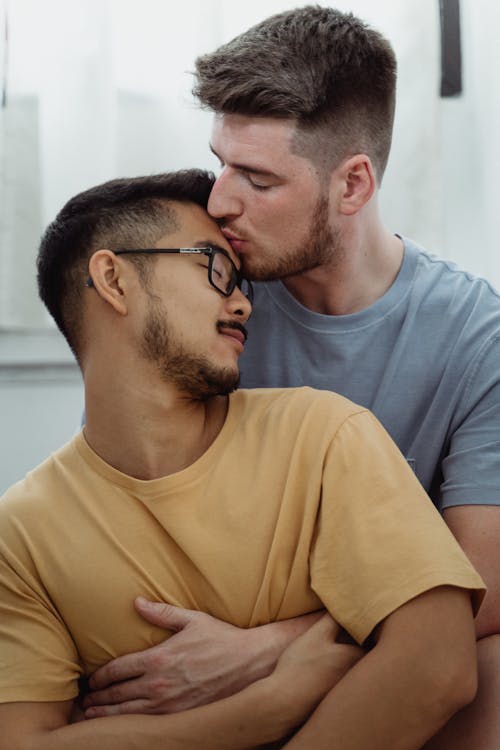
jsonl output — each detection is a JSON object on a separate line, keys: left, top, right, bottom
{"left": 0, "top": 170, "right": 485, "bottom": 750}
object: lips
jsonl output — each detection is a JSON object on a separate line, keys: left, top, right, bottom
{"left": 221, "top": 227, "right": 241, "bottom": 241}
{"left": 221, "top": 328, "right": 245, "bottom": 345}
{"left": 218, "top": 322, "right": 248, "bottom": 346}
{"left": 222, "top": 228, "right": 246, "bottom": 252}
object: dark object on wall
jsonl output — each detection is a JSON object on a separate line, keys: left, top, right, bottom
{"left": 439, "top": 0, "right": 462, "bottom": 97}
{"left": 1, "top": 7, "right": 7, "bottom": 108}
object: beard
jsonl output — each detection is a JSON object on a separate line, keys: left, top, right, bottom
{"left": 140, "top": 297, "right": 240, "bottom": 400}
{"left": 241, "top": 192, "right": 344, "bottom": 282}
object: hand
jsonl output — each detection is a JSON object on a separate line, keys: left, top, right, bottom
{"left": 271, "top": 613, "right": 365, "bottom": 707}
{"left": 83, "top": 597, "right": 320, "bottom": 718}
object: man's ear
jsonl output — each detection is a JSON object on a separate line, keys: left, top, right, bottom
{"left": 87, "top": 250, "right": 129, "bottom": 316}
{"left": 336, "top": 154, "right": 376, "bottom": 216}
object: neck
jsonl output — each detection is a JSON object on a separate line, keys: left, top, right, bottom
{"left": 83, "top": 363, "right": 229, "bottom": 480}
{"left": 283, "top": 223, "right": 404, "bottom": 316}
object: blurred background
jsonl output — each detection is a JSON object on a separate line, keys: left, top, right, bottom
{"left": 1, "top": 0, "right": 499, "bottom": 492}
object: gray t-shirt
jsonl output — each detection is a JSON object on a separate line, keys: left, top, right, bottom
{"left": 239, "top": 238, "right": 500, "bottom": 511}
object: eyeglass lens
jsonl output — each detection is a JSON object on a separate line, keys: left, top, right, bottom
{"left": 211, "top": 251, "right": 234, "bottom": 295}
{"left": 210, "top": 251, "right": 252, "bottom": 301}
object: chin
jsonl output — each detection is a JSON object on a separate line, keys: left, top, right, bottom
{"left": 209, "top": 368, "right": 241, "bottom": 397}
{"left": 180, "top": 365, "right": 240, "bottom": 401}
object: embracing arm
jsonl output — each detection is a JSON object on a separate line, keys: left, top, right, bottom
{"left": 282, "top": 586, "right": 477, "bottom": 750}
{"left": 440, "top": 335, "right": 500, "bottom": 640}
{"left": 443, "top": 505, "right": 500, "bottom": 638}
{"left": 412, "top": 506, "right": 500, "bottom": 750}
{"left": 2, "top": 689, "right": 286, "bottom": 750}
{"left": 84, "top": 597, "right": 321, "bottom": 716}
{"left": 1, "top": 614, "right": 362, "bottom": 750}
{"left": 2, "top": 689, "right": 289, "bottom": 750}
{"left": 77, "top": 586, "right": 476, "bottom": 750}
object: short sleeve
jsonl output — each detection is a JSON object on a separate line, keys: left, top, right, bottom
{"left": 0, "top": 538, "right": 81, "bottom": 703}
{"left": 441, "top": 336, "right": 500, "bottom": 509}
{"left": 310, "top": 411, "right": 486, "bottom": 644}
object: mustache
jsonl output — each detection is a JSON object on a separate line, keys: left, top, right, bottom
{"left": 217, "top": 320, "right": 248, "bottom": 342}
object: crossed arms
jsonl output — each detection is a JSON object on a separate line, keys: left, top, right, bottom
{"left": 82, "top": 508, "right": 500, "bottom": 726}
{"left": 0, "top": 586, "right": 478, "bottom": 750}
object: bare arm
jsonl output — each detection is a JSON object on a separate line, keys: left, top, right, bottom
{"left": 415, "top": 506, "right": 500, "bottom": 749}
{"left": 84, "top": 596, "right": 322, "bottom": 716}
{"left": 1, "top": 614, "right": 362, "bottom": 750}
{"left": 282, "top": 586, "right": 477, "bottom": 750}
{"left": 443, "top": 505, "right": 500, "bottom": 638}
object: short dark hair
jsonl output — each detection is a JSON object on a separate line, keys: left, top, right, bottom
{"left": 194, "top": 6, "right": 397, "bottom": 182}
{"left": 37, "top": 169, "right": 215, "bottom": 360}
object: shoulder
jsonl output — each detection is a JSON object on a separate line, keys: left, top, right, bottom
{"left": 405, "top": 239, "right": 500, "bottom": 361}
{"left": 235, "top": 385, "right": 365, "bottom": 409}
{"left": 408, "top": 238, "right": 500, "bottom": 311}
{"left": 233, "top": 386, "right": 368, "bottom": 431}
{"left": 0, "top": 437, "right": 81, "bottom": 522}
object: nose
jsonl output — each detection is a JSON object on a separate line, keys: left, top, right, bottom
{"left": 227, "top": 285, "right": 252, "bottom": 323}
{"left": 208, "top": 170, "right": 242, "bottom": 220}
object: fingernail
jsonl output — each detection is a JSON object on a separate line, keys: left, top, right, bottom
{"left": 136, "top": 596, "right": 159, "bottom": 608}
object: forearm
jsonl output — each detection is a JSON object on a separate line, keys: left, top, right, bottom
{"left": 16, "top": 674, "right": 314, "bottom": 750}
{"left": 284, "top": 588, "right": 477, "bottom": 750}
{"left": 39, "top": 699, "right": 276, "bottom": 750}
{"left": 443, "top": 505, "right": 500, "bottom": 640}
{"left": 284, "top": 646, "right": 462, "bottom": 749}
{"left": 247, "top": 611, "right": 325, "bottom": 680}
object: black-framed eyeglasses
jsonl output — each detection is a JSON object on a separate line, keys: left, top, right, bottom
{"left": 86, "top": 246, "right": 253, "bottom": 303}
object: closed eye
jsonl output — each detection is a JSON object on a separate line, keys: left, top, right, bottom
{"left": 247, "top": 174, "right": 271, "bottom": 190}
{"left": 249, "top": 181, "right": 270, "bottom": 191}
{"left": 198, "top": 261, "right": 223, "bottom": 280}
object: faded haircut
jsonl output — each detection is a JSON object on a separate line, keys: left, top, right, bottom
{"left": 37, "top": 170, "right": 215, "bottom": 361}
{"left": 193, "top": 6, "right": 397, "bottom": 182}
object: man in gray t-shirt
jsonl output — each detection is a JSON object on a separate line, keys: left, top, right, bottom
{"left": 83, "top": 8, "right": 500, "bottom": 749}
{"left": 240, "top": 237, "right": 500, "bottom": 513}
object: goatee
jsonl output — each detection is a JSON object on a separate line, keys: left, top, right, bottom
{"left": 141, "top": 298, "right": 240, "bottom": 400}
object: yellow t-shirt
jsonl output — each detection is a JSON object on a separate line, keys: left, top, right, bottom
{"left": 0, "top": 387, "right": 485, "bottom": 703}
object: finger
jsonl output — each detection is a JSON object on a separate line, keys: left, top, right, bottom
{"left": 89, "top": 652, "right": 146, "bottom": 690}
{"left": 84, "top": 698, "right": 153, "bottom": 718}
{"left": 134, "top": 597, "right": 199, "bottom": 632}
{"left": 83, "top": 677, "right": 147, "bottom": 708}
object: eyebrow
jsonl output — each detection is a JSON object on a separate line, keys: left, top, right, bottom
{"left": 192, "top": 240, "right": 216, "bottom": 248}
{"left": 192, "top": 240, "right": 226, "bottom": 252}
{"left": 209, "top": 144, "right": 279, "bottom": 179}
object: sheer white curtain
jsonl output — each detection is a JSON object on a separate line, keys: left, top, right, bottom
{"left": 0, "top": 0, "right": 498, "bottom": 331}
{"left": 0, "top": 0, "right": 220, "bottom": 329}
{"left": 439, "top": 0, "right": 500, "bottom": 281}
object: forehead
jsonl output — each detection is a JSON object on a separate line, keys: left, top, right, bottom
{"left": 211, "top": 114, "right": 297, "bottom": 163}
{"left": 155, "top": 201, "right": 238, "bottom": 264}
{"left": 210, "top": 114, "right": 319, "bottom": 181}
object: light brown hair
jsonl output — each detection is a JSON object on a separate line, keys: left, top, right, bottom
{"left": 194, "top": 6, "right": 397, "bottom": 182}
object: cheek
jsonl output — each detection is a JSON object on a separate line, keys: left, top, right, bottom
{"left": 248, "top": 194, "right": 288, "bottom": 227}
{"left": 256, "top": 201, "right": 311, "bottom": 241}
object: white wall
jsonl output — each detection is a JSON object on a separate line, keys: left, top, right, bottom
{"left": 0, "top": 333, "right": 83, "bottom": 494}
